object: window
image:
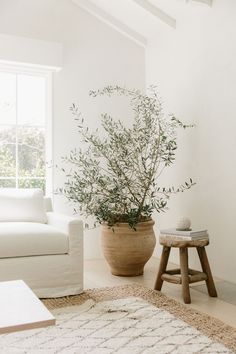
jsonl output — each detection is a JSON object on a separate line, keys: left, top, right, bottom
{"left": 0, "top": 66, "right": 52, "bottom": 194}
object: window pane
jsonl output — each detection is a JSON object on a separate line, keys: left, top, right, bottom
{"left": 0, "top": 70, "right": 48, "bottom": 192}
{"left": 0, "top": 125, "right": 16, "bottom": 143}
{"left": 18, "top": 178, "right": 45, "bottom": 193}
{"left": 18, "top": 127, "right": 45, "bottom": 177}
{"left": 0, "top": 72, "right": 16, "bottom": 125}
{"left": 17, "top": 75, "right": 46, "bottom": 126}
{"left": 0, "top": 179, "right": 16, "bottom": 188}
{"left": 0, "top": 145, "right": 16, "bottom": 177}
{"left": 0, "top": 126, "right": 16, "bottom": 177}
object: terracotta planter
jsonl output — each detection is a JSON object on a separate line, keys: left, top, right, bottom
{"left": 100, "top": 220, "right": 156, "bottom": 276}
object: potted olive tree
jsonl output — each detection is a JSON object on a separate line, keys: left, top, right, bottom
{"left": 59, "top": 86, "right": 195, "bottom": 276}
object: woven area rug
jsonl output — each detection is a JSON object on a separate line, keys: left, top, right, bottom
{"left": 1, "top": 284, "right": 236, "bottom": 353}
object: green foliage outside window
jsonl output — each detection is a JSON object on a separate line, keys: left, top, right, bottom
{"left": 0, "top": 126, "right": 45, "bottom": 192}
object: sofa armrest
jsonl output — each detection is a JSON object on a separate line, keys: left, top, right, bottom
{"left": 47, "top": 212, "right": 83, "bottom": 255}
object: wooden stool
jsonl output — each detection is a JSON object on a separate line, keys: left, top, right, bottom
{"left": 154, "top": 235, "right": 217, "bottom": 304}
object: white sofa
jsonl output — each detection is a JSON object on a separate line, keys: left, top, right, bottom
{"left": 0, "top": 188, "right": 83, "bottom": 298}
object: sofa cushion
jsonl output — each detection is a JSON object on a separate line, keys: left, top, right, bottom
{"left": 0, "top": 222, "right": 69, "bottom": 258}
{"left": 0, "top": 188, "right": 47, "bottom": 223}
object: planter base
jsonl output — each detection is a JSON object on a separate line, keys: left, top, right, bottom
{"left": 111, "top": 268, "right": 144, "bottom": 277}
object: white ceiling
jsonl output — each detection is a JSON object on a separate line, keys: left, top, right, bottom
{"left": 73, "top": 0, "right": 213, "bottom": 44}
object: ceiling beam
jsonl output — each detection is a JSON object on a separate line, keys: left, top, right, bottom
{"left": 132, "top": 0, "right": 176, "bottom": 28}
{"left": 190, "top": 0, "right": 213, "bottom": 5}
{"left": 72, "top": 0, "right": 147, "bottom": 47}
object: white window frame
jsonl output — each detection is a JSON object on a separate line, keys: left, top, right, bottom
{"left": 0, "top": 63, "right": 53, "bottom": 196}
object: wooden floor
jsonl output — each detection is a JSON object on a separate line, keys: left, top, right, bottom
{"left": 84, "top": 257, "right": 236, "bottom": 328}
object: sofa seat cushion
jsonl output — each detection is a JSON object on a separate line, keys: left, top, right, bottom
{"left": 0, "top": 223, "right": 69, "bottom": 258}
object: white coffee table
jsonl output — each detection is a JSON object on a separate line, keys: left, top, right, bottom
{"left": 0, "top": 280, "right": 55, "bottom": 334}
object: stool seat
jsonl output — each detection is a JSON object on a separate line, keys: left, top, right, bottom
{"left": 154, "top": 234, "right": 217, "bottom": 304}
{"left": 160, "top": 235, "right": 209, "bottom": 248}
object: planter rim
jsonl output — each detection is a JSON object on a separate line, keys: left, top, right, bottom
{"left": 101, "top": 219, "right": 155, "bottom": 227}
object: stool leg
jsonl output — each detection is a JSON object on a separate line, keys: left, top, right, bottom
{"left": 197, "top": 247, "right": 217, "bottom": 297}
{"left": 154, "top": 246, "right": 170, "bottom": 291}
{"left": 179, "top": 247, "right": 191, "bottom": 304}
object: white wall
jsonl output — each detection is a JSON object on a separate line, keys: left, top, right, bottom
{"left": 0, "top": 33, "right": 62, "bottom": 69}
{"left": 147, "top": 0, "right": 236, "bottom": 283}
{"left": 0, "top": 0, "right": 145, "bottom": 259}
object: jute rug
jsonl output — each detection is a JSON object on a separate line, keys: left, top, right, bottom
{"left": 0, "top": 284, "right": 235, "bottom": 353}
